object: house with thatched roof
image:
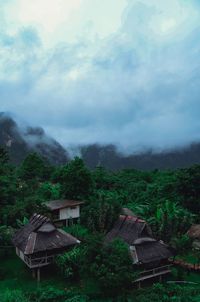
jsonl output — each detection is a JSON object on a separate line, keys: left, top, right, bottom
{"left": 105, "top": 209, "right": 173, "bottom": 284}
{"left": 44, "top": 199, "right": 84, "bottom": 226}
{"left": 12, "top": 213, "right": 80, "bottom": 281}
{"left": 187, "top": 224, "right": 200, "bottom": 249}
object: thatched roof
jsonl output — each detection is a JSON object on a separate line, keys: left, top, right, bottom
{"left": 105, "top": 215, "right": 172, "bottom": 264}
{"left": 105, "top": 215, "right": 152, "bottom": 245}
{"left": 44, "top": 199, "right": 84, "bottom": 211}
{"left": 12, "top": 214, "right": 80, "bottom": 255}
{"left": 187, "top": 224, "right": 200, "bottom": 239}
{"left": 134, "top": 238, "right": 172, "bottom": 264}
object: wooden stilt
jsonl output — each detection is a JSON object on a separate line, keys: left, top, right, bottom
{"left": 32, "top": 269, "right": 36, "bottom": 279}
{"left": 37, "top": 268, "right": 40, "bottom": 282}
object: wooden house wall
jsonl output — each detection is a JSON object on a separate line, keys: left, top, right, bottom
{"left": 59, "top": 206, "right": 80, "bottom": 220}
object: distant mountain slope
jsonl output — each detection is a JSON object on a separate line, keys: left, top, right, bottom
{"left": 81, "top": 143, "right": 200, "bottom": 171}
{"left": 1, "top": 113, "right": 200, "bottom": 170}
{"left": 0, "top": 113, "right": 69, "bottom": 165}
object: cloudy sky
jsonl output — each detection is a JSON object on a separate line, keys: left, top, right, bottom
{"left": 1, "top": 0, "right": 200, "bottom": 153}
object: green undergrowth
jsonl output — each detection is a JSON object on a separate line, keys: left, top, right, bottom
{"left": 178, "top": 252, "right": 200, "bottom": 265}
{"left": 0, "top": 253, "right": 69, "bottom": 293}
{"left": 1, "top": 253, "right": 200, "bottom": 301}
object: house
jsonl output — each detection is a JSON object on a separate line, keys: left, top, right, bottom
{"left": 105, "top": 209, "right": 173, "bottom": 285}
{"left": 187, "top": 224, "right": 200, "bottom": 250}
{"left": 105, "top": 212, "right": 153, "bottom": 248}
{"left": 12, "top": 213, "right": 80, "bottom": 281}
{"left": 44, "top": 199, "right": 85, "bottom": 226}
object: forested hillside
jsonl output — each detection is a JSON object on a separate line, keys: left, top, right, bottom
{"left": 2, "top": 113, "right": 200, "bottom": 171}
{"left": 0, "top": 147, "right": 200, "bottom": 301}
{"left": 81, "top": 143, "right": 200, "bottom": 171}
{"left": 0, "top": 113, "right": 69, "bottom": 165}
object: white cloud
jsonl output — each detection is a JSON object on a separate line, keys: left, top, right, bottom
{"left": 5, "top": 0, "right": 127, "bottom": 46}
{"left": 1, "top": 0, "right": 200, "bottom": 153}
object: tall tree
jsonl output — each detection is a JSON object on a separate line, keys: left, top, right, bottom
{"left": 58, "top": 157, "right": 94, "bottom": 200}
{"left": 88, "top": 238, "right": 135, "bottom": 293}
{"left": 18, "top": 152, "right": 49, "bottom": 181}
{"left": 0, "top": 148, "right": 17, "bottom": 224}
{"left": 0, "top": 147, "right": 9, "bottom": 166}
{"left": 176, "top": 165, "right": 200, "bottom": 213}
{"left": 81, "top": 191, "right": 121, "bottom": 233}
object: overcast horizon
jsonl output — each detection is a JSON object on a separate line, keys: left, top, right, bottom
{"left": 1, "top": 0, "right": 200, "bottom": 154}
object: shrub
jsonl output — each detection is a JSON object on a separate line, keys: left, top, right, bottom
{"left": 55, "top": 246, "right": 84, "bottom": 280}
{"left": 88, "top": 239, "right": 135, "bottom": 293}
{"left": 0, "top": 289, "right": 30, "bottom": 302}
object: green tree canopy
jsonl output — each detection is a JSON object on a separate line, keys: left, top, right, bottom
{"left": 88, "top": 238, "right": 134, "bottom": 293}
{"left": 56, "top": 157, "right": 94, "bottom": 200}
{"left": 18, "top": 152, "right": 50, "bottom": 181}
{"left": 176, "top": 165, "right": 200, "bottom": 213}
{"left": 81, "top": 191, "right": 121, "bottom": 233}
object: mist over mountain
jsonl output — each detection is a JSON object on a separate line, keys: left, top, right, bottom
{"left": 1, "top": 113, "right": 200, "bottom": 170}
{"left": 0, "top": 113, "right": 69, "bottom": 165}
{"left": 81, "top": 143, "right": 200, "bottom": 171}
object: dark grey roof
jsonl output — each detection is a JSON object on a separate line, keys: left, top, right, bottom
{"left": 105, "top": 215, "right": 152, "bottom": 245}
{"left": 135, "top": 240, "right": 173, "bottom": 263}
{"left": 12, "top": 213, "right": 80, "bottom": 255}
{"left": 38, "top": 222, "right": 56, "bottom": 233}
{"left": 44, "top": 199, "right": 85, "bottom": 211}
{"left": 105, "top": 215, "right": 172, "bottom": 263}
{"left": 134, "top": 237, "right": 156, "bottom": 245}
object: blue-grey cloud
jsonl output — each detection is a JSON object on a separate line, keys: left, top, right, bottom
{"left": 1, "top": 0, "right": 200, "bottom": 154}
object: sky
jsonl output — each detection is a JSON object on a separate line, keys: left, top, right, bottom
{"left": 1, "top": 0, "right": 200, "bottom": 154}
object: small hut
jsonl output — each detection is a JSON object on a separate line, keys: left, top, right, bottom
{"left": 105, "top": 213, "right": 153, "bottom": 245}
{"left": 105, "top": 212, "right": 173, "bottom": 283}
{"left": 44, "top": 199, "right": 84, "bottom": 226}
{"left": 12, "top": 213, "right": 80, "bottom": 281}
{"left": 187, "top": 224, "right": 200, "bottom": 249}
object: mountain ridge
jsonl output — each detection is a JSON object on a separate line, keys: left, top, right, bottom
{"left": 0, "top": 113, "right": 69, "bottom": 165}
{"left": 1, "top": 113, "right": 200, "bottom": 170}
{"left": 81, "top": 143, "right": 200, "bottom": 171}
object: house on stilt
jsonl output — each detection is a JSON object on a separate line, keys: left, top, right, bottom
{"left": 12, "top": 213, "right": 80, "bottom": 281}
{"left": 44, "top": 199, "right": 85, "bottom": 226}
{"left": 105, "top": 209, "right": 173, "bottom": 286}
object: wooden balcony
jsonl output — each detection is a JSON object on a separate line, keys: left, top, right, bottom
{"left": 133, "top": 264, "right": 173, "bottom": 283}
{"left": 23, "top": 255, "right": 55, "bottom": 268}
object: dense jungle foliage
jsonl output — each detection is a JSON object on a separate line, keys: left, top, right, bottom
{"left": 0, "top": 147, "right": 200, "bottom": 301}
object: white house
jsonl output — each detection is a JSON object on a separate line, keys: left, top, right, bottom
{"left": 44, "top": 199, "right": 84, "bottom": 226}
